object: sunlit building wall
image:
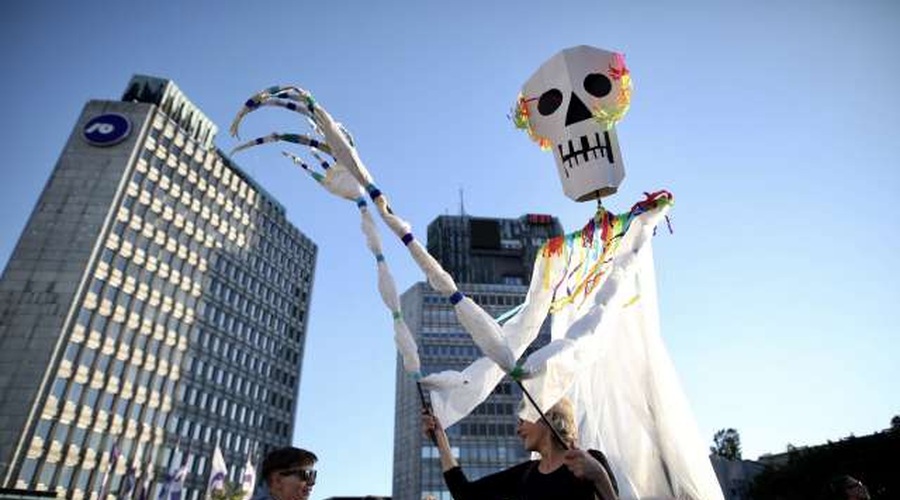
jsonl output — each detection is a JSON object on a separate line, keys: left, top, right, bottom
{"left": 392, "top": 214, "right": 562, "bottom": 500}
{"left": 0, "top": 76, "right": 316, "bottom": 499}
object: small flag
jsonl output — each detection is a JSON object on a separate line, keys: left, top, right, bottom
{"left": 118, "top": 462, "right": 137, "bottom": 499}
{"left": 157, "top": 455, "right": 188, "bottom": 500}
{"left": 207, "top": 445, "right": 228, "bottom": 497}
{"left": 239, "top": 453, "right": 256, "bottom": 500}
{"left": 119, "top": 442, "right": 145, "bottom": 500}
{"left": 137, "top": 468, "right": 153, "bottom": 500}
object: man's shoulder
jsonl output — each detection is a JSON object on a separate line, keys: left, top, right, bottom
{"left": 250, "top": 487, "right": 273, "bottom": 500}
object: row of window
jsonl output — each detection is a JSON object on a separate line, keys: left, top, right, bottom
{"left": 141, "top": 129, "right": 248, "bottom": 211}
{"left": 251, "top": 227, "right": 311, "bottom": 277}
{"left": 256, "top": 215, "right": 310, "bottom": 255}
{"left": 55, "top": 348, "right": 176, "bottom": 404}
{"left": 72, "top": 308, "right": 185, "bottom": 369}
{"left": 175, "top": 389, "right": 292, "bottom": 440}
{"left": 201, "top": 300, "right": 302, "bottom": 367}
{"left": 422, "top": 343, "right": 481, "bottom": 359}
{"left": 210, "top": 269, "right": 302, "bottom": 319}
{"left": 205, "top": 276, "right": 302, "bottom": 343}
{"left": 118, "top": 189, "right": 221, "bottom": 261}
{"left": 422, "top": 293, "right": 524, "bottom": 307}
{"left": 469, "top": 401, "right": 515, "bottom": 417}
{"left": 147, "top": 117, "right": 258, "bottom": 211}
{"left": 104, "top": 209, "right": 207, "bottom": 302}
{"left": 183, "top": 354, "right": 294, "bottom": 414}
{"left": 46, "top": 342, "right": 178, "bottom": 415}
{"left": 420, "top": 443, "right": 518, "bottom": 462}
{"left": 457, "top": 422, "right": 517, "bottom": 437}
{"left": 188, "top": 319, "right": 298, "bottom": 416}
{"left": 419, "top": 327, "right": 472, "bottom": 337}
{"left": 53, "top": 317, "right": 183, "bottom": 428}
{"left": 204, "top": 294, "right": 292, "bottom": 340}
{"left": 214, "top": 251, "right": 306, "bottom": 301}
{"left": 422, "top": 308, "right": 464, "bottom": 326}
{"left": 84, "top": 271, "right": 195, "bottom": 334}
{"left": 194, "top": 328, "right": 293, "bottom": 379}
{"left": 128, "top": 158, "right": 248, "bottom": 253}
{"left": 137, "top": 133, "right": 256, "bottom": 253}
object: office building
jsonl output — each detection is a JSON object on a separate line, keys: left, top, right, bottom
{"left": 0, "top": 75, "right": 316, "bottom": 498}
{"left": 392, "top": 214, "right": 563, "bottom": 500}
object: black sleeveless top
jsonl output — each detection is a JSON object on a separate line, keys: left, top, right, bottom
{"left": 443, "top": 449, "right": 617, "bottom": 500}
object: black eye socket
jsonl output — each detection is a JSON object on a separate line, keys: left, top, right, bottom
{"left": 537, "top": 89, "right": 563, "bottom": 116}
{"left": 584, "top": 73, "right": 612, "bottom": 98}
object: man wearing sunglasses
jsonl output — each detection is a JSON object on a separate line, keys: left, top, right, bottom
{"left": 822, "top": 475, "right": 871, "bottom": 500}
{"left": 254, "top": 447, "right": 318, "bottom": 500}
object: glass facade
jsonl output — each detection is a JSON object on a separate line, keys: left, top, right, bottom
{"left": 0, "top": 76, "right": 316, "bottom": 499}
{"left": 393, "top": 214, "right": 563, "bottom": 500}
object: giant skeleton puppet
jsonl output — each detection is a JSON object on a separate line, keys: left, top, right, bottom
{"left": 230, "top": 45, "right": 723, "bottom": 499}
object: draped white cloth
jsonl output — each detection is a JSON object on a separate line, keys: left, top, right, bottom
{"left": 424, "top": 205, "right": 723, "bottom": 500}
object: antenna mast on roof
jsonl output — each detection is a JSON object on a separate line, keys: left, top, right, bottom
{"left": 459, "top": 187, "right": 466, "bottom": 217}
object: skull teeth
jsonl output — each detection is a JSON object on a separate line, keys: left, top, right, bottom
{"left": 557, "top": 131, "right": 615, "bottom": 173}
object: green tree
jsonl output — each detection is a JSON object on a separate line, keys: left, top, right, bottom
{"left": 711, "top": 428, "right": 742, "bottom": 460}
{"left": 209, "top": 481, "right": 246, "bottom": 500}
{"left": 750, "top": 430, "right": 899, "bottom": 499}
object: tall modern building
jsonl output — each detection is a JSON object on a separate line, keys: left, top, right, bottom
{"left": 0, "top": 75, "right": 317, "bottom": 498}
{"left": 392, "top": 213, "right": 563, "bottom": 500}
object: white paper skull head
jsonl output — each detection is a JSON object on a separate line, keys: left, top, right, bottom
{"left": 515, "top": 45, "right": 633, "bottom": 202}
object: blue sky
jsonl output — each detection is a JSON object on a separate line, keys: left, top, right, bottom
{"left": 2, "top": 1, "right": 898, "bottom": 498}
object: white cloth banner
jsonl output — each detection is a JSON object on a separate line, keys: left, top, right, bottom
{"left": 207, "top": 445, "right": 228, "bottom": 497}
{"left": 157, "top": 463, "right": 187, "bottom": 500}
{"left": 240, "top": 455, "right": 256, "bottom": 500}
{"left": 426, "top": 204, "right": 723, "bottom": 500}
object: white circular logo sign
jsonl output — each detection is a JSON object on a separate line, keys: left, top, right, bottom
{"left": 83, "top": 113, "right": 131, "bottom": 147}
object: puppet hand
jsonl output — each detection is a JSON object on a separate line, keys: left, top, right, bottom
{"left": 311, "top": 105, "right": 371, "bottom": 188}
{"left": 230, "top": 85, "right": 372, "bottom": 193}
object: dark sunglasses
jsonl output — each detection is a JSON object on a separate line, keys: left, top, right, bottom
{"left": 278, "top": 468, "right": 317, "bottom": 482}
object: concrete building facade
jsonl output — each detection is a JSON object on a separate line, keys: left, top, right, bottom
{"left": 0, "top": 76, "right": 316, "bottom": 498}
{"left": 392, "top": 213, "right": 562, "bottom": 500}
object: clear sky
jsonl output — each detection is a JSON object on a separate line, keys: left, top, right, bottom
{"left": 2, "top": 1, "right": 898, "bottom": 498}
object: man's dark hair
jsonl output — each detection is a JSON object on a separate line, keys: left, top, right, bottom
{"left": 820, "top": 474, "right": 863, "bottom": 500}
{"left": 261, "top": 447, "right": 317, "bottom": 483}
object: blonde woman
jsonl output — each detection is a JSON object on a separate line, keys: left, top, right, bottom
{"left": 423, "top": 398, "right": 619, "bottom": 500}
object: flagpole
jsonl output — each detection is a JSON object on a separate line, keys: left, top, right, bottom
{"left": 207, "top": 430, "right": 227, "bottom": 500}
{"left": 417, "top": 381, "right": 438, "bottom": 446}
{"left": 239, "top": 441, "right": 258, "bottom": 500}
{"left": 118, "top": 441, "right": 143, "bottom": 499}
{"left": 157, "top": 437, "right": 182, "bottom": 499}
